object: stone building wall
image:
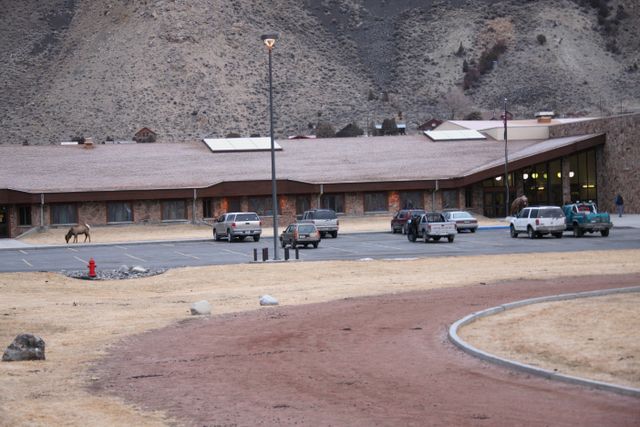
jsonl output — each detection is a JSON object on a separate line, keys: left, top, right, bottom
{"left": 549, "top": 113, "right": 639, "bottom": 213}
{"left": 134, "top": 200, "right": 161, "bottom": 223}
{"left": 345, "top": 192, "right": 363, "bottom": 215}
{"left": 388, "top": 191, "right": 400, "bottom": 212}
{"left": 8, "top": 205, "right": 19, "bottom": 238}
{"left": 79, "top": 202, "right": 106, "bottom": 225}
{"left": 424, "top": 190, "right": 443, "bottom": 211}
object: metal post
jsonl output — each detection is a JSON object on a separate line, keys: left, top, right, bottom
{"left": 284, "top": 247, "right": 289, "bottom": 261}
{"left": 503, "top": 98, "right": 509, "bottom": 217}
{"left": 265, "top": 37, "right": 279, "bottom": 260}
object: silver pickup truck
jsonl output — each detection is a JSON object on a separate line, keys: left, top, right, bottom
{"left": 213, "top": 212, "right": 262, "bottom": 242}
{"left": 407, "top": 212, "right": 457, "bottom": 243}
{"left": 299, "top": 209, "right": 339, "bottom": 238}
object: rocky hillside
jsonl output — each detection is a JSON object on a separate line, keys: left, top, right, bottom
{"left": 1, "top": 0, "right": 638, "bottom": 144}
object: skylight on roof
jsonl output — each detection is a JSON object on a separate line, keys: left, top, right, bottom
{"left": 424, "top": 129, "right": 486, "bottom": 141}
{"left": 202, "top": 137, "right": 282, "bottom": 153}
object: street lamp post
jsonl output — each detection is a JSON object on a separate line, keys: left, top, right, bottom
{"left": 262, "top": 33, "right": 279, "bottom": 260}
{"left": 503, "top": 98, "right": 510, "bottom": 218}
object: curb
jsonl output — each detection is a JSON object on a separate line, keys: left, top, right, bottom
{"left": 448, "top": 286, "right": 640, "bottom": 397}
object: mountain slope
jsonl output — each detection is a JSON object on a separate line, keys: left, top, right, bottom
{"left": 1, "top": 0, "right": 638, "bottom": 144}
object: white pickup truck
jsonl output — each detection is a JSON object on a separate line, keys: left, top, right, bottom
{"left": 299, "top": 209, "right": 339, "bottom": 238}
{"left": 407, "top": 212, "right": 457, "bottom": 243}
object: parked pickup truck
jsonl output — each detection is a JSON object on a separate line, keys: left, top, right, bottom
{"left": 563, "top": 202, "right": 612, "bottom": 237}
{"left": 299, "top": 209, "right": 339, "bottom": 238}
{"left": 407, "top": 212, "right": 457, "bottom": 243}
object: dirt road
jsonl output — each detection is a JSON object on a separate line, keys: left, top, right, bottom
{"left": 92, "top": 274, "right": 640, "bottom": 426}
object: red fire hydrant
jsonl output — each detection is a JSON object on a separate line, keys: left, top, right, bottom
{"left": 88, "top": 258, "right": 97, "bottom": 278}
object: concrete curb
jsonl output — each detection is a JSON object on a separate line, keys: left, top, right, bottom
{"left": 448, "top": 286, "right": 640, "bottom": 397}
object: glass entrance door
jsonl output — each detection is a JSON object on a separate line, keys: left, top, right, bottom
{"left": 0, "top": 206, "right": 8, "bottom": 238}
{"left": 483, "top": 191, "right": 506, "bottom": 218}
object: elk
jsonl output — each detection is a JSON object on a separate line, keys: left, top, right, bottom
{"left": 65, "top": 223, "right": 91, "bottom": 243}
{"left": 510, "top": 195, "right": 528, "bottom": 216}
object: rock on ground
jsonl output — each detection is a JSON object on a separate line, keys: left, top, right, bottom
{"left": 2, "top": 334, "right": 45, "bottom": 362}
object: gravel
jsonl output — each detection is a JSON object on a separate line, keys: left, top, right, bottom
{"left": 63, "top": 265, "right": 167, "bottom": 280}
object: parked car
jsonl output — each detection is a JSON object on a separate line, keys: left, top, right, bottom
{"left": 442, "top": 210, "right": 478, "bottom": 233}
{"left": 510, "top": 206, "right": 565, "bottom": 239}
{"left": 407, "top": 212, "right": 457, "bottom": 243}
{"left": 299, "top": 209, "right": 339, "bottom": 238}
{"left": 391, "top": 209, "right": 426, "bottom": 234}
{"left": 213, "top": 212, "right": 262, "bottom": 242}
{"left": 563, "top": 202, "right": 612, "bottom": 237}
{"left": 280, "top": 223, "right": 321, "bottom": 248}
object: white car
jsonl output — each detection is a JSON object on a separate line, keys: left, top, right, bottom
{"left": 443, "top": 210, "right": 478, "bottom": 233}
{"left": 510, "top": 206, "right": 565, "bottom": 239}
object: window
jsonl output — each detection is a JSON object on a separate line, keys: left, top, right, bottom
{"left": 442, "top": 190, "right": 459, "bottom": 209}
{"left": 248, "top": 196, "right": 280, "bottom": 216}
{"left": 107, "top": 202, "right": 133, "bottom": 223}
{"left": 236, "top": 213, "right": 260, "bottom": 221}
{"left": 321, "top": 194, "right": 344, "bottom": 213}
{"left": 399, "top": 191, "right": 422, "bottom": 209}
{"left": 51, "top": 204, "right": 77, "bottom": 225}
{"left": 296, "top": 195, "right": 311, "bottom": 214}
{"left": 226, "top": 197, "right": 242, "bottom": 212}
{"left": 548, "top": 159, "right": 563, "bottom": 206}
{"left": 202, "top": 198, "right": 214, "bottom": 218}
{"left": 18, "top": 206, "right": 32, "bottom": 226}
{"left": 464, "top": 187, "right": 473, "bottom": 208}
{"left": 162, "top": 200, "right": 187, "bottom": 220}
{"left": 364, "top": 192, "right": 387, "bottom": 212}
{"left": 568, "top": 149, "right": 597, "bottom": 203}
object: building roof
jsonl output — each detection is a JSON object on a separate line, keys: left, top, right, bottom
{"left": 0, "top": 130, "right": 603, "bottom": 195}
{"left": 424, "top": 129, "right": 486, "bottom": 141}
{"left": 135, "top": 127, "right": 156, "bottom": 136}
{"left": 444, "top": 117, "right": 594, "bottom": 131}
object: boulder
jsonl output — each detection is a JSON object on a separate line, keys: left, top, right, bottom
{"left": 190, "top": 300, "right": 211, "bottom": 315}
{"left": 131, "top": 266, "right": 148, "bottom": 273}
{"left": 3, "top": 334, "right": 45, "bottom": 361}
{"left": 260, "top": 295, "right": 279, "bottom": 306}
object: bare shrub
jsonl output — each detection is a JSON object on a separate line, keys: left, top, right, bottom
{"left": 315, "top": 122, "right": 336, "bottom": 138}
{"left": 336, "top": 123, "right": 364, "bottom": 138}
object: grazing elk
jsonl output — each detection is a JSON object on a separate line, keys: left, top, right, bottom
{"left": 65, "top": 223, "right": 91, "bottom": 243}
{"left": 510, "top": 195, "right": 528, "bottom": 216}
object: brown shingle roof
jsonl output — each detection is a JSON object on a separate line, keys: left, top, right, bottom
{"left": 0, "top": 133, "right": 599, "bottom": 194}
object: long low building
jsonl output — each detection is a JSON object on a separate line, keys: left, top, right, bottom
{"left": 0, "top": 114, "right": 637, "bottom": 238}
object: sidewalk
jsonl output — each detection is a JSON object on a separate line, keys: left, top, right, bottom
{"left": 1, "top": 214, "right": 638, "bottom": 249}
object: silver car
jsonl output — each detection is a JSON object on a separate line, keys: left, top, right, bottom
{"left": 213, "top": 212, "right": 262, "bottom": 242}
{"left": 280, "top": 223, "right": 320, "bottom": 248}
{"left": 442, "top": 210, "right": 478, "bottom": 233}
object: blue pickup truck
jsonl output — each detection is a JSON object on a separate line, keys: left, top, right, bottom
{"left": 563, "top": 202, "right": 612, "bottom": 237}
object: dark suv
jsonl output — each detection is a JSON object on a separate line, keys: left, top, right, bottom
{"left": 391, "top": 209, "right": 425, "bottom": 234}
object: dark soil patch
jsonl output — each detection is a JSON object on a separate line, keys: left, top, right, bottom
{"left": 91, "top": 274, "right": 640, "bottom": 426}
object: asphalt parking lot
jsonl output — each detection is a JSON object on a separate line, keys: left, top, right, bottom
{"left": 1, "top": 227, "right": 640, "bottom": 273}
